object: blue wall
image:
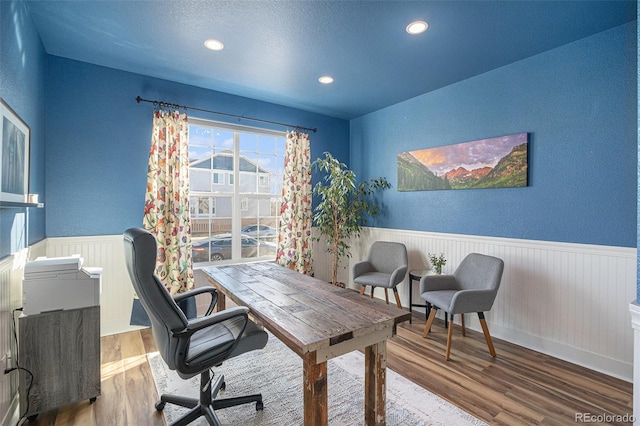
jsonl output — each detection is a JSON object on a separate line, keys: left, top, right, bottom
{"left": 1, "top": 1, "right": 636, "bottom": 252}
{"left": 45, "top": 57, "right": 349, "bottom": 237}
{"left": 352, "top": 23, "right": 637, "bottom": 248}
{"left": 0, "top": 0, "right": 47, "bottom": 258}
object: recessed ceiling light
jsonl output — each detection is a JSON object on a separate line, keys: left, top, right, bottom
{"left": 318, "top": 75, "right": 334, "bottom": 84}
{"left": 204, "top": 39, "right": 224, "bottom": 51}
{"left": 406, "top": 20, "right": 428, "bottom": 35}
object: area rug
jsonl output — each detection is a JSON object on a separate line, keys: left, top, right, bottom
{"left": 148, "top": 333, "right": 487, "bottom": 426}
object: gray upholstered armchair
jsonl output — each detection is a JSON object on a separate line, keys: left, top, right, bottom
{"left": 420, "top": 252, "right": 504, "bottom": 360}
{"left": 353, "top": 241, "right": 408, "bottom": 309}
{"left": 123, "top": 228, "right": 268, "bottom": 425}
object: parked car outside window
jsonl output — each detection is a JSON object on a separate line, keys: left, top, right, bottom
{"left": 240, "top": 224, "right": 277, "bottom": 241}
{"left": 192, "top": 234, "right": 276, "bottom": 262}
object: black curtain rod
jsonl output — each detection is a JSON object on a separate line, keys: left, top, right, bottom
{"left": 135, "top": 96, "right": 317, "bottom": 133}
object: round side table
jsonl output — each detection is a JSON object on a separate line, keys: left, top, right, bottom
{"left": 408, "top": 269, "right": 449, "bottom": 327}
{"left": 408, "top": 269, "right": 433, "bottom": 324}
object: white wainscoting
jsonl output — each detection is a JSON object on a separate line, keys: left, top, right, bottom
{"left": 312, "top": 227, "right": 636, "bottom": 382}
{"left": 0, "top": 240, "right": 45, "bottom": 426}
{"left": 0, "top": 252, "right": 21, "bottom": 426}
{"left": 46, "top": 235, "right": 139, "bottom": 337}
{"left": 39, "top": 229, "right": 637, "bottom": 382}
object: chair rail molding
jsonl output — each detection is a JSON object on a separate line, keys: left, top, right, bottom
{"left": 313, "top": 227, "right": 637, "bottom": 382}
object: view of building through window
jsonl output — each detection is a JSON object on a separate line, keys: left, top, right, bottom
{"left": 188, "top": 118, "right": 285, "bottom": 264}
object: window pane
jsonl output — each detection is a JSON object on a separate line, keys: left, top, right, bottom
{"left": 191, "top": 195, "right": 232, "bottom": 263}
{"left": 257, "top": 135, "right": 277, "bottom": 153}
{"left": 189, "top": 120, "right": 284, "bottom": 265}
{"left": 239, "top": 132, "right": 258, "bottom": 152}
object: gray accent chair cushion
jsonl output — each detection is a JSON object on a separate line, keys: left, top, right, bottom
{"left": 419, "top": 252, "right": 504, "bottom": 360}
{"left": 353, "top": 241, "right": 408, "bottom": 309}
{"left": 353, "top": 241, "right": 408, "bottom": 289}
{"left": 420, "top": 253, "right": 504, "bottom": 315}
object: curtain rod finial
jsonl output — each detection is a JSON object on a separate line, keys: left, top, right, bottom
{"left": 135, "top": 96, "right": 142, "bottom": 103}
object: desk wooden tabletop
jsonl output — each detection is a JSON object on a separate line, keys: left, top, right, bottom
{"left": 202, "top": 262, "right": 410, "bottom": 359}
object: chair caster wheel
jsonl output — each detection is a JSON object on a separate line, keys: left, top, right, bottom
{"left": 155, "top": 401, "right": 166, "bottom": 411}
{"left": 256, "top": 401, "right": 264, "bottom": 411}
{"left": 221, "top": 381, "right": 226, "bottom": 391}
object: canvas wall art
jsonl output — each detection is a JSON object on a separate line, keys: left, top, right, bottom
{"left": 0, "top": 99, "right": 30, "bottom": 202}
{"left": 398, "top": 132, "right": 528, "bottom": 191}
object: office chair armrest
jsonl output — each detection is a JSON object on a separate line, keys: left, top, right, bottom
{"left": 389, "top": 265, "right": 408, "bottom": 286}
{"left": 352, "top": 261, "right": 373, "bottom": 278}
{"left": 450, "top": 289, "right": 496, "bottom": 314}
{"left": 419, "top": 274, "right": 457, "bottom": 293}
{"left": 174, "top": 306, "right": 250, "bottom": 338}
{"left": 174, "top": 286, "right": 218, "bottom": 316}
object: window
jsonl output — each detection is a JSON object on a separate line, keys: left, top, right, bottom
{"left": 189, "top": 196, "right": 216, "bottom": 218}
{"left": 212, "top": 172, "right": 225, "bottom": 185}
{"left": 189, "top": 118, "right": 285, "bottom": 265}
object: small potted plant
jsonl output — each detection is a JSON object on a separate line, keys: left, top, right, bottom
{"left": 428, "top": 252, "right": 446, "bottom": 274}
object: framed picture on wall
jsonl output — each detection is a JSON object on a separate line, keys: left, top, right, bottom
{"left": 397, "top": 132, "right": 528, "bottom": 191}
{"left": 0, "top": 99, "right": 30, "bottom": 202}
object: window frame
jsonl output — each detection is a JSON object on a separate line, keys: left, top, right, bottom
{"left": 188, "top": 117, "right": 285, "bottom": 265}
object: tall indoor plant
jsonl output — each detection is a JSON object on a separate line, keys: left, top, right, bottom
{"left": 312, "top": 152, "right": 390, "bottom": 286}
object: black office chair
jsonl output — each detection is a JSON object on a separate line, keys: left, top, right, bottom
{"left": 123, "top": 228, "right": 268, "bottom": 426}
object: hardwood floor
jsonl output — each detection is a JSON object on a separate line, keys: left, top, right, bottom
{"left": 25, "top": 313, "right": 632, "bottom": 425}
{"left": 389, "top": 317, "right": 633, "bottom": 425}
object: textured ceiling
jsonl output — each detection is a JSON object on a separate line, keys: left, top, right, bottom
{"left": 26, "top": 0, "right": 637, "bottom": 119}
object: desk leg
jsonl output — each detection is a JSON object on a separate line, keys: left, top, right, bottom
{"left": 303, "top": 351, "right": 328, "bottom": 426}
{"left": 216, "top": 291, "right": 226, "bottom": 311}
{"left": 364, "top": 341, "right": 386, "bottom": 426}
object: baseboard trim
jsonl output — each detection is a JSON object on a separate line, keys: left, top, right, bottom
{"left": 489, "top": 320, "right": 632, "bottom": 382}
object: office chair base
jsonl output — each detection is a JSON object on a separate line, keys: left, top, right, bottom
{"left": 156, "top": 370, "right": 263, "bottom": 426}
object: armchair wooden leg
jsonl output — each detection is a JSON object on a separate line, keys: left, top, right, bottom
{"left": 392, "top": 288, "right": 402, "bottom": 309}
{"left": 384, "top": 288, "right": 389, "bottom": 304}
{"left": 478, "top": 312, "right": 497, "bottom": 358}
{"left": 422, "top": 307, "right": 438, "bottom": 338}
{"left": 461, "top": 313, "right": 465, "bottom": 337}
{"left": 359, "top": 285, "right": 366, "bottom": 296}
{"left": 446, "top": 314, "right": 454, "bottom": 361}
{"left": 370, "top": 286, "right": 375, "bottom": 298}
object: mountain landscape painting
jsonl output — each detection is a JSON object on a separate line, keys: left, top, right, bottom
{"left": 398, "top": 133, "right": 528, "bottom": 191}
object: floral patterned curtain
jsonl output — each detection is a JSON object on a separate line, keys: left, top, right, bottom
{"left": 143, "top": 107, "right": 194, "bottom": 295}
{"left": 276, "top": 131, "right": 313, "bottom": 275}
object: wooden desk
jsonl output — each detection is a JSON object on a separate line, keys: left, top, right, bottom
{"left": 202, "top": 262, "right": 410, "bottom": 426}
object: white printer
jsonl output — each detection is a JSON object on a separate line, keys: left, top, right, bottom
{"left": 23, "top": 254, "right": 102, "bottom": 315}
